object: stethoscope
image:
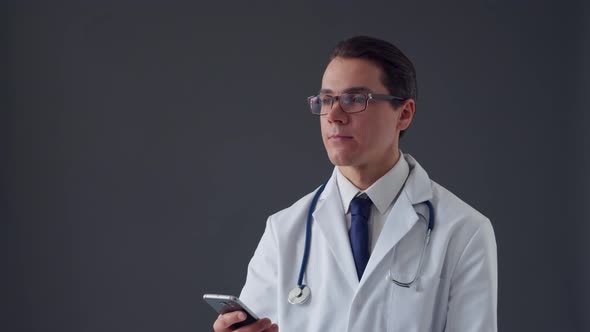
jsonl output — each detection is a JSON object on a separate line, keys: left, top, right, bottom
{"left": 287, "top": 173, "right": 435, "bottom": 305}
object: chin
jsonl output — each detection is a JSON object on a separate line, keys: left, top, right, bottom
{"left": 327, "top": 152, "right": 356, "bottom": 167}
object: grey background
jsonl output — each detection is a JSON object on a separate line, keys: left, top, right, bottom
{"left": 2, "top": 0, "right": 589, "bottom": 331}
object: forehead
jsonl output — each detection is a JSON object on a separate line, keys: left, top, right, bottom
{"left": 321, "top": 57, "right": 386, "bottom": 93}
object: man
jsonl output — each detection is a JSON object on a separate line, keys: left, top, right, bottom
{"left": 213, "top": 36, "right": 497, "bottom": 332}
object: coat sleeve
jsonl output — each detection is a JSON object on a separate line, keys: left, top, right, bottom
{"left": 239, "top": 217, "right": 279, "bottom": 322}
{"left": 444, "top": 220, "right": 498, "bottom": 332}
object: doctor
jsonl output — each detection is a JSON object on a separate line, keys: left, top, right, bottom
{"left": 212, "top": 36, "right": 497, "bottom": 332}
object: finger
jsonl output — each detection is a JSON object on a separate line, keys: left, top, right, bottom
{"left": 234, "top": 318, "right": 272, "bottom": 332}
{"left": 213, "top": 315, "right": 230, "bottom": 332}
{"left": 263, "top": 324, "right": 279, "bottom": 332}
{"left": 213, "top": 311, "right": 247, "bottom": 330}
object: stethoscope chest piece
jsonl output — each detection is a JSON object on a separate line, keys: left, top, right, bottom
{"left": 288, "top": 285, "right": 311, "bottom": 305}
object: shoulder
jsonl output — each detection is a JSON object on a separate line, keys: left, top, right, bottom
{"left": 265, "top": 186, "right": 321, "bottom": 235}
{"left": 429, "top": 180, "right": 496, "bottom": 275}
{"left": 272, "top": 189, "right": 317, "bottom": 219}
{"left": 429, "top": 180, "right": 495, "bottom": 253}
{"left": 405, "top": 153, "right": 491, "bottom": 232}
{"left": 430, "top": 180, "right": 491, "bottom": 231}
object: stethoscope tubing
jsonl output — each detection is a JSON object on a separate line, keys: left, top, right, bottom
{"left": 387, "top": 200, "right": 434, "bottom": 287}
{"left": 297, "top": 181, "right": 327, "bottom": 287}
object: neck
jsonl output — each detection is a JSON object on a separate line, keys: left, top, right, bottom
{"left": 338, "top": 150, "right": 401, "bottom": 190}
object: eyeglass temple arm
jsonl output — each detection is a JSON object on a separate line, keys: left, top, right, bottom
{"left": 369, "top": 93, "right": 406, "bottom": 101}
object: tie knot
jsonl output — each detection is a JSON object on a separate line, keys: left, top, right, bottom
{"left": 350, "top": 195, "right": 372, "bottom": 220}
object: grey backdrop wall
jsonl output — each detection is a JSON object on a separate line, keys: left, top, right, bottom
{"left": 3, "top": 1, "right": 589, "bottom": 331}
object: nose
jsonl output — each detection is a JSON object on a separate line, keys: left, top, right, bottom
{"left": 326, "top": 98, "right": 349, "bottom": 124}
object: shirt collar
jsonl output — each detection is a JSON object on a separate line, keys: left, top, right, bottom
{"left": 336, "top": 153, "right": 410, "bottom": 215}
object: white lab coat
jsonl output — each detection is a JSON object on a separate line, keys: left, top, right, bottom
{"left": 240, "top": 154, "right": 497, "bottom": 332}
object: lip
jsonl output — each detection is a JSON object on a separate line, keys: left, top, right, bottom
{"left": 328, "top": 134, "right": 353, "bottom": 140}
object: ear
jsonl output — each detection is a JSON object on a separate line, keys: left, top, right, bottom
{"left": 397, "top": 99, "right": 416, "bottom": 131}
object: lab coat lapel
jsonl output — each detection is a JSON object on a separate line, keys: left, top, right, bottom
{"left": 359, "top": 154, "right": 434, "bottom": 286}
{"left": 360, "top": 191, "right": 418, "bottom": 285}
{"left": 313, "top": 174, "right": 359, "bottom": 290}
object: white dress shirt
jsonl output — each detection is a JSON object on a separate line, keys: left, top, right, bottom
{"left": 335, "top": 153, "right": 410, "bottom": 253}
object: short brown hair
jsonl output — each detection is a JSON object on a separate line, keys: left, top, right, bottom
{"left": 329, "top": 36, "right": 417, "bottom": 137}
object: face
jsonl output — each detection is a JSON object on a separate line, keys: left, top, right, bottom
{"left": 319, "top": 57, "right": 413, "bottom": 169}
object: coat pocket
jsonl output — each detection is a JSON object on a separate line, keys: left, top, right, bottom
{"left": 387, "top": 274, "right": 449, "bottom": 332}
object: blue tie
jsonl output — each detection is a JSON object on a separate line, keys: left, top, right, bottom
{"left": 349, "top": 195, "right": 372, "bottom": 280}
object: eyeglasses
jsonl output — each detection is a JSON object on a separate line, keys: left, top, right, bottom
{"left": 307, "top": 93, "right": 406, "bottom": 115}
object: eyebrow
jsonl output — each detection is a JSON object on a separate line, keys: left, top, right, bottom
{"left": 319, "top": 86, "right": 373, "bottom": 95}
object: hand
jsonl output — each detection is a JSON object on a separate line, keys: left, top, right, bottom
{"left": 212, "top": 311, "right": 279, "bottom": 332}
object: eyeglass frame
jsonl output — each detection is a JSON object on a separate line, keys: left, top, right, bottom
{"left": 307, "top": 92, "right": 407, "bottom": 115}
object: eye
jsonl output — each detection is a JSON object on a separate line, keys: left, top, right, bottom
{"left": 341, "top": 94, "right": 366, "bottom": 105}
{"left": 320, "top": 96, "right": 333, "bottom": 105}
{"left": 351, "top": 94, "right": 367, "bottom": 103}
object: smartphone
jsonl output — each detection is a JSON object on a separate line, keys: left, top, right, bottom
{"left": 203, "top": 294, "right": 259, "bottom": 329}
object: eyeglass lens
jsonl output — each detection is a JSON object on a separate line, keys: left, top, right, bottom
{"left": 309, "top": 93, "right": 368, "bottom": 115}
